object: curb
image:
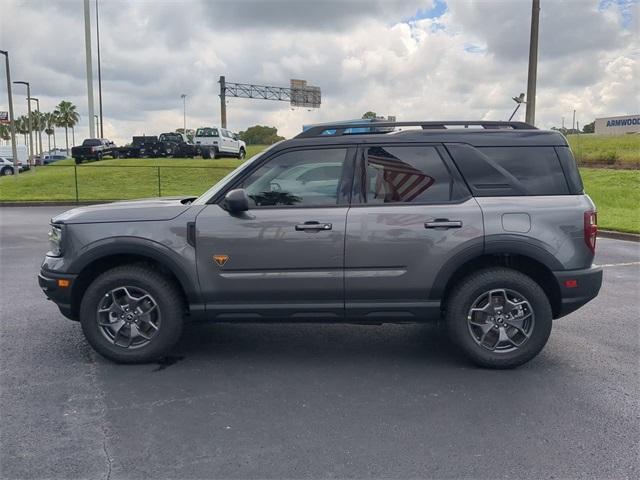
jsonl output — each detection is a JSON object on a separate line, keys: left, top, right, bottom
{"left": 598, "top": 230, "right": 640, "bottom": 243}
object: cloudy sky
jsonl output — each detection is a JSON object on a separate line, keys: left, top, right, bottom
{"left": 1, "top": 0, "right": 638, "bottom": 145}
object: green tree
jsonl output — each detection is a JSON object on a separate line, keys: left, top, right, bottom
{"left": 582, "top": 121, "right": 595, "bottom": 134}
{"left": 0, "top": 123, "right": 9, "bottom": 145}
{"left": 361, "top": 111, "right": 378, "bottom": 120}
{"left": 43, "top": 111, "right": 58, "bottom": 151}
{"left": 15, "top": 116, "right": 29, "bottom": 146}
{"left": 54, "top": 101, "right": 80, "bottom": 153}
{"left": 238, "top": 125, "right": 285, "bottom": 145}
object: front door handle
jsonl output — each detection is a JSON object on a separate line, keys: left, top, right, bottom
{"left": 425, "top": 219, "right": 463, "bottom": 229}
{"left": 295, "top": 221, "right": 332, "bottom": 231}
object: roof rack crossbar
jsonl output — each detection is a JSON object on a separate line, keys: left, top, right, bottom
{"left": 295, "top": 121, "right": 536, "bottom": 138}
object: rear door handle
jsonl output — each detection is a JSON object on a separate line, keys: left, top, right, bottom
{"left": 425, "top": 219, "right": 463, "bottom": 229}
{"left": 295, "top": 221, "right": 332, "bottom": 231}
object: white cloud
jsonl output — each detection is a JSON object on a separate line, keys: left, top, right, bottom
{"left": 0, "top": 0, "right": 637, "bottom": 145}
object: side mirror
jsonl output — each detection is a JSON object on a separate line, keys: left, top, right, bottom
{"left": 224, "top": 188, "right": 249, "bottom": 213}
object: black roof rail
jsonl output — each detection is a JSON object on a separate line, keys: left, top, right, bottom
{"left": 295, "top": 121, "right": 536, "bottom": 138}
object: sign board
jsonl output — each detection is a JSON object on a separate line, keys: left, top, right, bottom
{"left": 290, "top": 79, "right": 321, "bottom": 108}
{"left": 0, "top": 111, "right": 8, "bottom": 124}
{"left": 594, "top": 114, "right": 640, "bottom": 135}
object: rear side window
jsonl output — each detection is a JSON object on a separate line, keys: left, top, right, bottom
{"left": 82, "top": 139, "right": 101, "bottom": 147}
{"left": 362, "top": 146, "right": 453, "bottom": 204}
{"left": 555, "top": 146, "right": 583, "bottom": 194}
{"left": 447, "top": 144, "right": 569, "bottom": 196}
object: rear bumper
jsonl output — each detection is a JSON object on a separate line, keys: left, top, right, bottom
{"left": 553, "top": 266, "right": 603, "bottom": 318}
{"left": 38, "top": 269, "right": 78, "bottom": 320}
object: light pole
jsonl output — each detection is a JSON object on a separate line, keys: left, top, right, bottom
{"left": 28, "top": 97, "right": 43, "bottom": 157}
{"left": 84, "top": 0, "right": 96, "bottom": 138}
{"left": 96, "top": 0, "right": 104, "bottom": 138}
{"left": 13, "top": 80, "right": 34, "bottom": 167}
{"left": 0, "top": 49, "right": 18, "bottom": 177}
{"left": 525, "top": 0, "right": 540, "bottom": 126}
{"left": 180, "top": 94, "right": 187, "bottom": 132}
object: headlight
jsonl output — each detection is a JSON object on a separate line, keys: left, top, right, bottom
{"left": 48, "top": 224, "right": 63, "bottom": 256}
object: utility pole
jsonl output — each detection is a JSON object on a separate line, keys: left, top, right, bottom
{"left": 13, "top": 81, "right": 33, "bottom": 168}
{"left": 96, "top": 0, "right": 104, "bottom": 138}
{"left": 525, "top": 0, "right": 540, "bottom": 126}
{"left": 572, "top": 109, "right": 576, "bottom": 132}
{"left": 84, "top": 0, "right": 96, "bottom": 138}
{"left": 219, "top": 76, "right": 227, "bottom": 128}
{"left": 0, "top": 50, "right": 18, "bottom": 177}
{"left": 94, "top": 114, "right": 99, "bottom": 134}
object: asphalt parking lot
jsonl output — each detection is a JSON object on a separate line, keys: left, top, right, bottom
{"left": 1, "top": 206, "right": 638, "bottom": 480}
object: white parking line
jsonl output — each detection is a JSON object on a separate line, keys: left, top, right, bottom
{"left": 597, "top": 261, "right": 640, "bottom": 268}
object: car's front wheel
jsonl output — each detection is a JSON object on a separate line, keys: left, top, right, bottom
{"left": 446, "top": 267, "right": 552, "bottom": 369}
{"left": 1, "top": 166, "right": 14, "bottom": 176}
{"left": 79, "top": 265, "right": 184, "bottom": 363}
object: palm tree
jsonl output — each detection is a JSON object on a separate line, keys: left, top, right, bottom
{"left": 31, "top": 110, "right": 45, "bottom": 156}
{"left": 15, "top": 116, "right": 29, "bottom": 146}
{"left": 54, "top": 101, "right": 80, "bottom": 153}
{"left": 0, "top": 124, "right": 9, "bottom": 146}
{"left": 43, "top": 112, "right": 58, "bottom": 153}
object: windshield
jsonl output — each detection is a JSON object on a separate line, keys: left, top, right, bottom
{"left": 195, "top": 128, "right": 219, "bottom": 137}
{"left": 192, "top": 143, "right": 281, "bottom": 205}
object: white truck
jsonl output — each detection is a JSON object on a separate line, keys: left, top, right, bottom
{"left": 0, "top": 145, "right": 29, "bottom": 165}
{"left": 193, "top": 126, "right": 247, "bottom": 159}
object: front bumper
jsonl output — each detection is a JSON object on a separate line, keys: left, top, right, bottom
{"left": 553, "top": 266, "right": 603, "bottom": 318}
{"left": 38, "top": 269, "right": 78, "bottom": 320}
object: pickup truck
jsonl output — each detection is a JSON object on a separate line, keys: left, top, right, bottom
{"left": 72, "top": 139, "right": 117, "bottom": 164}
{"left": 158, "top": 132, "right": 196, "bottom": 158}
{"left": 117, "top": 136, "right": 164, "bottom": 158}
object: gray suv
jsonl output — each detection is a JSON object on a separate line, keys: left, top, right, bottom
{"left": 39, "top": 121, "right": 602, "bottom": 368}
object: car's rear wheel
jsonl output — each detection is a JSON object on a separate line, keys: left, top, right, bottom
{"left": 445, "top": 267, "right": 552, "bottom": 369}
{"left": 79, "top": 265, "right": 184, "bottom": 363}
{"left": 238, "top": 148, "right": 246, "bottom": 160}
{"left": 1, "top": 166, "right": 14, "bottom": 176}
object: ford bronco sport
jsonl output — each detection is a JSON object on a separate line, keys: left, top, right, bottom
{"left": 39, "top": 121, "right": 602, "bottom": 368}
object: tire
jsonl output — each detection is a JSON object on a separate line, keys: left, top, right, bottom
{"left": 213, "top": 148, "right": 221, "bottom": 159}
{"left": 202, "top": 148, "right": 212, "bottom": 159}
{"left": 238, "top": 148, "right": 246, "bottom": 160}
{"left": 75, "top": 158, "right": 82, "bottom": 165}
{"left": 79, "top": 265, "right": 184, "bottom": 364}
{"left": 96, "top": 152, "right": 103, "bottom": 161}
{"left": 445, "top": 267, "right": 552, "bottom": 369}
{"left": 1, "top": 166, "right": 14, "bottom": 176}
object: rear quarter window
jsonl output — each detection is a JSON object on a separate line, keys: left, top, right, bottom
{"left": 447, "top": 144, "right": 570, "bottom": 196}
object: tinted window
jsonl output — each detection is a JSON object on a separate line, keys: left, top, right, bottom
{"left": 82, "top": 139, "right": 101, "bottom": 147}
{"left": 196, "top": 128, "right": 219, "bottom": 137}
{"left": 555, "top": 146, "right": 583, "bottom": 194}
{"left": 478, "top": 147, "right": 569, "bottom": 195}
{"left": 242, "top": 148, "right": 347, "bottom": 207}
{"left": 363, "top": 146, "right": 452, "bottom": 204}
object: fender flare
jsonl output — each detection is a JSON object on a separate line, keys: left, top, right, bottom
{"left": 68, "top": 236, "right": 201, "bottom": 305}
{"left": 429, "top": 234, "right": 562, "bottom": 300}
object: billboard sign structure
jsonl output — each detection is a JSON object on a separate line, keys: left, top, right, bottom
{"left": 290, "top": 79, "right": 321, "bottom": 108}
{"left": 0, "top": 111, "right": 8, "bottom": 124}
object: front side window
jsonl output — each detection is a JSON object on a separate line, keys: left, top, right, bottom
{"left": 363, "top": 146, "right": 452, "bottom": 204}
{"left": 241, "top": 148, "right": 348, "bottom": 207}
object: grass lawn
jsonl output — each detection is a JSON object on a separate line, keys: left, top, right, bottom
{"left": 580, "top": 168, "right": 640, "bottom": 233}
{"left": 567, "top": 134, "right": 640, "bottom": 167}
{"left": 1, "top": 146, "right": 638, "bottom": 233}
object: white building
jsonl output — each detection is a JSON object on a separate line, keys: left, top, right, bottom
{"left": 594, "top": 114, "right": 640, "bottom": 135}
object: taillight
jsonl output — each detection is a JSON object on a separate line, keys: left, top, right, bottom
{"left": 584, "top": 211, "right": 597, "bottom": 254}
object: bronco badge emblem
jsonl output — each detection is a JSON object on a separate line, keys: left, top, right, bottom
{"left": 213, "top": 255, "right": 229, "bottom": 267}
